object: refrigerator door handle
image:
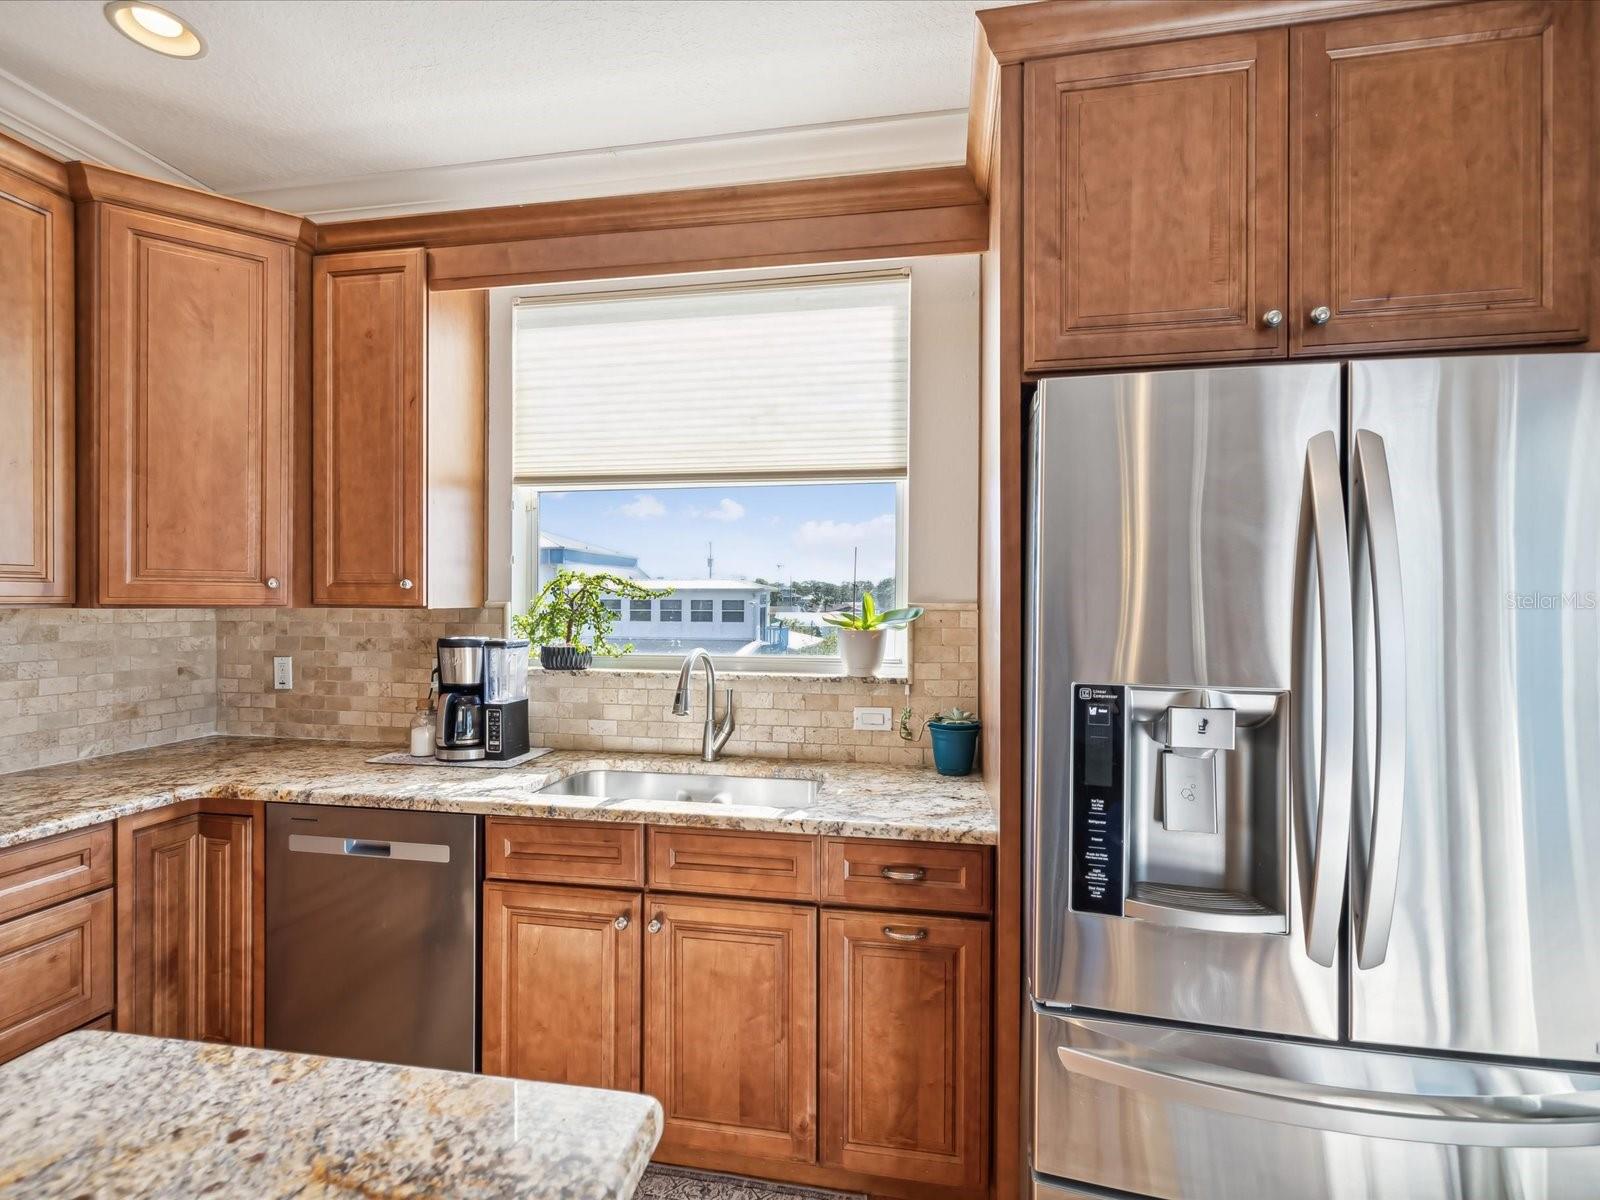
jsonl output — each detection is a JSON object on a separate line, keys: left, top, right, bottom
{"left": 1351, "top": 429, "right": 1406, "bottom": 970}
{"left": 1055, "top": 1027, "right": 1600, "bottom": 1148}
{"left": 1293, "top": 431, "right": 1355, "bottom": 968}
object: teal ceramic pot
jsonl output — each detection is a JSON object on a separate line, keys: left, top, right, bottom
{"left": 928, "top": 720, "right": 980, "bottom": 776}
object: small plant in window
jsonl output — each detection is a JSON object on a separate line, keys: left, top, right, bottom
{"left": 513, "top": 569, "right": 670, "bottom": 671}
{"left": 821, "top": 592, "right": 923, "bottom": 676}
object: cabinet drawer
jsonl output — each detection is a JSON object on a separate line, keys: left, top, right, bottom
{"left": 0, "top": 889, "right": 114, "bottom": 1065}
{"left": 0, "top": 826, "right": 113, "bottom": 924}
{"left": 820, "top": 838, "right": 991, "bottom": 915}
{"left": 487, "top": 819, "right": 644, "bottom": 888}
{"left": 648, "top": 828, "right": 817, "bottom": 901}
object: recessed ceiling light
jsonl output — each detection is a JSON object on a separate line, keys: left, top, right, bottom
{"left": 104, "top": 2, "right": 206, "bottom": 59}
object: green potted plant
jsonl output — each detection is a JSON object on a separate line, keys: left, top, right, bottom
{"left": 512, "top": 569, "right": 669, "bottom": 671}
{"left": 899, "top": 705, "right": 981, "bottom": 776}
{"left": 821, "top": 591, "right": 923, "bottom": 676}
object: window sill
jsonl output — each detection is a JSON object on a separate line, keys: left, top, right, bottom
{"left": 529, "top": 664, "right": 910, "bottom": 685}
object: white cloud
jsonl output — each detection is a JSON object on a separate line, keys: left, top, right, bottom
{"left": 690, "top": 498, "right": 745, "bottom": 522}
{"left": 794, "top": 514, "right": 895, "bottom": 548}
{"left": 614, "top": 495, "right": 666, "bottom": 519}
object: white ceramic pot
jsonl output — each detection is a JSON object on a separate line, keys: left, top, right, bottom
{"left": 837, "top": 628, "right": 886, "bottom": 677}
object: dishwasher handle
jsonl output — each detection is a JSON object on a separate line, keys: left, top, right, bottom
{"left": 286, "top": 833, "right": 452, "bottom": 864}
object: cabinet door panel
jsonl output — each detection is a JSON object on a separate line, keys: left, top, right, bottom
{"left": 820, "top": 912, "right": 989, "bottom": 1189}
{"left": 482, "top": 882, "right": 641, "bottom": 1091}
{"left": 93, "top": 205, "right": 291, "bottom": 604}
{"left": 1025, "top": 30, "right": 1287, "bottom": 368}
{"left": 197, "top": 815, "right": 252, "bottom": 1045}
{"left": 645, "top": 897, "right": 816, "bottom": 1164}
{"left": 1291, "top": 1, "right": 1588, "bottom": 352}
{"left": 313, "top": 248, "right": 425, "bottom": 606}
{"left": 128, "top": 814, "right": 201, "bottom": 1038}
{"left": 0, "top": 167, "right": 72, "bottom": 603}
{"left": 0, "top": 890, "right": 113, "bottom": 1065}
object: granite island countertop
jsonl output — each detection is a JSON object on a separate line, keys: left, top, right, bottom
{"left": 0, "top": 735, "right": 998, "bottom": 850}
{"left": 0, "top": 1031, "right": 661, "bottom": 1199}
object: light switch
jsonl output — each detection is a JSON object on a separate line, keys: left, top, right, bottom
{"left": 853, "top": 706, "right": 893, "bottom": 731}
{"left": 273, "top": 656, "right": 293, "bottom": 690}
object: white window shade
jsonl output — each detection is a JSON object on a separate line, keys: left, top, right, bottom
{"left": 513, "top": 273, "right": 909, "bottom": 485}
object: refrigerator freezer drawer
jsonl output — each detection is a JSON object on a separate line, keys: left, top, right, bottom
{"left": 1034, "top": 1009, "right": 1600, "bottom": 1200}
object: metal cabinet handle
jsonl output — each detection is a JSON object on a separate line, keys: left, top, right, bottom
{"left": 1350, "top": 429, "right": 1406, "bottom": 971}
{"left": 879, "top": 865, "right": 927, "bottom": 883}
{"left": 881, "top": 926, "right": 928, "bottom": 943}
{"left": 1292, "top": 431, "right": 1354, "bottom": 967}
{"left": 1261, "top": 309, "right": 1284, "bottom": 329}
{"left": 613, "top": 915, "right": 630, "bottom": 931}
{"left": 399, "top": 578, "right": 414, "bottom": 590}
{"left": 647, "top": 916, "right": 663, "bottom": 934}
{"left": 1309, "top": 305, "right": 1332, "bottom": 325}
{"left": 265, "top": 577, "right": 280, "bottom": 589}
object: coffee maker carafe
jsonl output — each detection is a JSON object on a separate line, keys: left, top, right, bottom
{"left": 435, "top": 637, "right": 487, "bottom": 761}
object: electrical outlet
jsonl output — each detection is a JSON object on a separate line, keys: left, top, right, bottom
{"left": 853, "top": 706, "right": 893, "bottom": 731}
{"left": 272, "top": 656, "right": 293, "bottom": 690}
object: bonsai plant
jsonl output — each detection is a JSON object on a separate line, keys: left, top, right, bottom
{"left": 899, "top": 705, "right": 981, "bottom": 776}
{"left": 512, "top": 569, "right": 669, "bottom": 671}
{"left": 821, "top": 591, "right": 923, "bottom": 676}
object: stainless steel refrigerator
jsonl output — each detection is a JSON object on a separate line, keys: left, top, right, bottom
{"left": 1027, "top": 355, "right": 1600, "bottom": 1200}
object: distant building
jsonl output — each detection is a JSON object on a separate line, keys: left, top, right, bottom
{"left": 604, "top": 579, "right": 772, "bottom": 655}
{"left": 536, "top": 532, "right": 642, "bottom": 588}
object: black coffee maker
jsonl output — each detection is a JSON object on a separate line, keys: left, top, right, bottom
{"left": 435, "top": 637, "right": 487, "bottom": 761}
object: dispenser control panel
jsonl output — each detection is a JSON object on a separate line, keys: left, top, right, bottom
{"left": 1070, "top": 683, "right": 1125, "bottom": 916}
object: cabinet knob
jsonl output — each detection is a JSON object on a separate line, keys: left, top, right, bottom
{"left": 265, "top": 577, "right": 280, "bottom": 589}
{"left": 1309, "top": 305, "right": 1332, "bottom": 326}
{"left": 399, "top": 578, "right": 414, "bottom": 590}
{"left": 1261, "top": 309, "right": 1284, "bottom": 329}
{"left": 882, "top": 926, "right": 928, "bottom": 943}
{"left": 613, "top": 915, "right": 630, "bottom": 931}
{"left": 647, "top": 916, "right": 663, "bottom": 934}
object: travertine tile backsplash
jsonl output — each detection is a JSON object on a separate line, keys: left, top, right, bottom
{"left": 1, "top": 602, "right": 978, "bottom": 774}
{"left": 0, "top": 609, "right": 218, "bottom": 773}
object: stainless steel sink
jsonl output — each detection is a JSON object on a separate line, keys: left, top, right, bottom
{"left": 537, "top": 769, "right": 817, "bottom": 807}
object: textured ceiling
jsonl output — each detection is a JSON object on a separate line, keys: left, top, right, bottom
{"left": 0, "top": 0, "right": 1008, "bottom": 195}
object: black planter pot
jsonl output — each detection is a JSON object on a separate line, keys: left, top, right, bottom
{"left": 539, "top": 645, "right": 593, "bottom": 672}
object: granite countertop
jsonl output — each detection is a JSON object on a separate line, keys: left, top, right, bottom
{"left": 0, "top": 735, "right": 998, "bottom": 850}
{"left": 0, "top": 1031, "right": 660, "bottom": 1199}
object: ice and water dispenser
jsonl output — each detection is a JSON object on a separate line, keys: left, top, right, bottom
{"left": 1070, "top": 682, "right": 1289, "bottom": 933}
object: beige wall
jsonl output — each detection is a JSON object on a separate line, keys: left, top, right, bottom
{"left": 0, "top": 609, "right": 218, "bottom": 774}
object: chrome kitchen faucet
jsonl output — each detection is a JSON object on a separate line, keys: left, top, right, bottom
{"left": 672, "top": 648, "right": 735, "bottom": 761}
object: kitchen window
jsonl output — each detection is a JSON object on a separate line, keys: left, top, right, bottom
{"left": 508, "top": 268, "right": 910, "bottom": 673}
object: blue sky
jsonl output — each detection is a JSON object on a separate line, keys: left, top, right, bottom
{"left": 539, "top": 482, "right": 896, "bottom": 584}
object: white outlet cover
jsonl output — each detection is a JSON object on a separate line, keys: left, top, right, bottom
{"left": 852, "top": 706, "right": 893, "bottom": 731}
{"left": 272, "top": 656, "right": 293, "bottom": 690}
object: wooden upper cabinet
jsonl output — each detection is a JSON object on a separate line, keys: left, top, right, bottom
{"left": 820, "top": 911, "right": 989, "bottom": 1190}
{"left": 76, "top": 180, "right": 304, "bottom": 606}
{"left": 313, "top": 249, "right": 485, "bottom": 608}
{"left": 1024, "top": 29, "right": 1288, "bottom": 370}
{"left": 1292, "top": 1, "right": 1590, "bottom": 353}
{"left": 0, "top": 155, "right": 73, "bottom": 604}
{"left": 645, "top": 897, "right": 816, "bottom": 1165}
{"left": 482, "top": 882, "right": 641, "bottom": 1091}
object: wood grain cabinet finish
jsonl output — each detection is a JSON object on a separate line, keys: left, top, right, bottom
{"left": 1024, "top": 29, "right": 1289, "bottom": 369}
{"left": 312, "top": 249, "right": 486, "bottom": 608}
{"left": 819, "top": 838, "right": 992, "bottom": 916}
{"left": 0, "top": 162, "right": 73, "bottom": 604}
{"left": 0, "top": 889, "right": 114, "bottom": 1065}
{"left": 820, "top": 911, "right": 990, "bottom": 1190}
{"left": 78, "top": 204, "right": 295, "bottom": 605}
{"left": 485, "top": 818, "right": 644, "bottom": 888}
{"left": 482, "top": 882, "right": 641, "bottom": 1090}
{"left": 648, "top": 827, "right": 818, "bottom": 901}
{"left": 1291, "top": 1, "right": 1590, "bottom": 353}
{"left": 645, "top": 896, "right": 817, "bottom": 1164}
{"left": 120, "top": 812, "right": 254, "bottom": 1045}
{"left": 0, "top": 824, "right": 112, "bottom": 924}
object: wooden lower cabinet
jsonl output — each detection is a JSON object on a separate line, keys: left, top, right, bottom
{"left": 482, "top": 882, "right": 641, "bottom": 1090}
{"left": 645, "top": 896, "right": 817, "bottom": 1164}
{"left": 821, "top": 910, "right": 990, "bottom": 1191}
{"left": 0, "top": 889, "right": 114, "bottom": 1064}
{"left": 119, "top": 810, "right": 255, "bottom": 1044}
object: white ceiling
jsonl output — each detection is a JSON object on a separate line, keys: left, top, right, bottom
{"left": 0, "top": 0, "right": 1012, "bottom": 219}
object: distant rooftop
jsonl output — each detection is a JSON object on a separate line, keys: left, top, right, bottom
{"left": 637, "top": 579, "right": 773, "bottom": 592}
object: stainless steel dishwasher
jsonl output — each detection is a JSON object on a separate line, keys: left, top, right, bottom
{"left": 265, "top": 803, "right": 478, "bottom": 1071}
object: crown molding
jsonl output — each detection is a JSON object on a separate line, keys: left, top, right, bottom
{"left": 234, "top": 110, "right": 969, "bottom": 222}
{"left": 0, "top": 65, "right": 206, "bottom": 190}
